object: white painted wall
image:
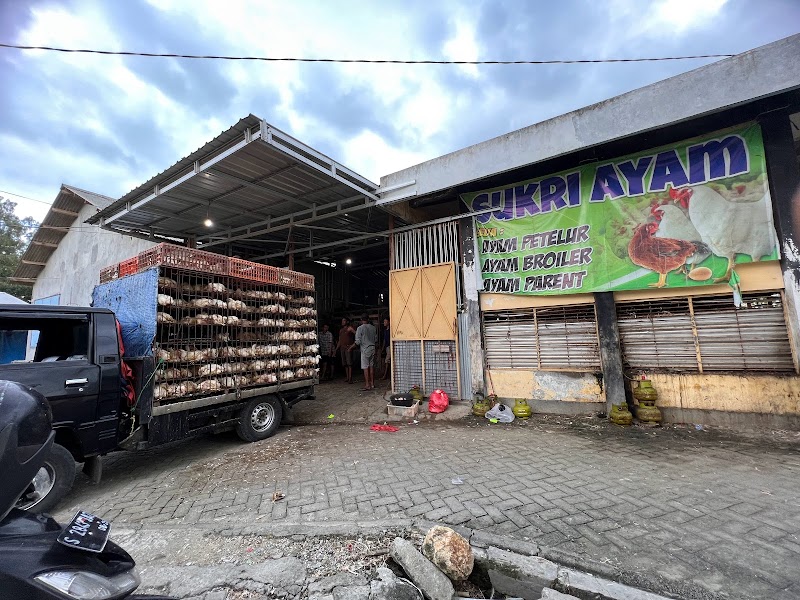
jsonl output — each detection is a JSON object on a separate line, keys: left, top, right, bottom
{"left": 32, "top": 203, "right": 156, "bottom": 306}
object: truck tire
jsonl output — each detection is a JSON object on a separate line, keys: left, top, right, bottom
{"left": 16, "top": 443, "right": 76, "bottom": 514}
{"left": 236, "top": 396, "right": 283, "bottom": 442}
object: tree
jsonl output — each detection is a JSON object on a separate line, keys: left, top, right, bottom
{"left": 0, "top": 198, "right": 39, "bottom": 302}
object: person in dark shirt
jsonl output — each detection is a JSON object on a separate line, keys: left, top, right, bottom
{"left": 334, "top": 317, "right": 356, "bottom": 384}
{"left": 381, "top": 318, "right": 391, "bottom": 380}
{"left": 319, "top": 323, "right": 334, "bottom": 380}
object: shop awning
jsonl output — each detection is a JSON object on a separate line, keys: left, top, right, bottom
{"left": 88, "top": 115, "right": 400, "bottom": 266}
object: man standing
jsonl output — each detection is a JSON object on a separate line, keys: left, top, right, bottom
{"left": 334, "top": 318, "right": 356, "bottom": 384}
{"left": 381, "top": 318, "right": 391, "bottom": 381}
{"left": 319, "top": 323, "right": 334, "bottom": 381}
{"left": 351, "top": 314, "right": 377, "bottom": 390}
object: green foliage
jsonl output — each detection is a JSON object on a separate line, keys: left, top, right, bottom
{"left": 0, "top": 198, "right": 39, "bottom": 301}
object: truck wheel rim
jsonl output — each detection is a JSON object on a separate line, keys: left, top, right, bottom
{"left": 16, "top": 465, "right": 56, "bottom": 510}
{"left": 251, "top": 403, "right": 275, "bottom": 432}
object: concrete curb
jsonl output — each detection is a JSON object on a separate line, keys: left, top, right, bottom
{"left": 114, "top": 519, "right": 414, "bottom": 538}
{"left": 411, "top": 519, "right": 678, "bottom": 600}
{"left": 122, "top": 519, "right": 683, "bottom": 599}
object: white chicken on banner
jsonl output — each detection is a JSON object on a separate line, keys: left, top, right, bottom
{"left": 670, "top": 185, "right": 779, "bottom": 282}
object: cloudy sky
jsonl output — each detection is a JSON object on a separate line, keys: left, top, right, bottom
{"left": 1, "top": 0, "right": 798, "bottom": 222}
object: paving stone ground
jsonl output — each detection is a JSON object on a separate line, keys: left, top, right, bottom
{"left": 57, "top": 386, "right": 800, "bottom": 600}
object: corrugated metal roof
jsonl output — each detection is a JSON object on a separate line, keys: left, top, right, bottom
{"left": 64, "top": 185, "right": 115, "bottom": 210}
{"left": 87, "top": 115, "right": 400, "bottom": 269}
{"left": 11, "top": 184, "right": 115, "bottom": 283}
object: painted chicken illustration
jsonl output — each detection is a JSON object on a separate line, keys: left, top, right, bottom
{"left": 651, "top": 203, "right": 710, "bottom": 269}
{"left": 670, "top": 185, "right": 777, "bottom": 282}
{"left": 628, "top": 222, "right": 697, "bottom": 288}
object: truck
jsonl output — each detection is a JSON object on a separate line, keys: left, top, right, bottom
{"left": 0, "top": 244, "right": 319, "bottom": 513}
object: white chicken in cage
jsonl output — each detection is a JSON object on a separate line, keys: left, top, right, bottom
{"left": 227, "top": 298, "right": 247, "bottom": 311}
{"left": 157, "top": 294, "right": 174, "bottom": 306}
{"left": 198, "top": 363, "right": 223, "bottom": 376}
{"left": 199, "top": 379, "right": 221, "bottom": 392}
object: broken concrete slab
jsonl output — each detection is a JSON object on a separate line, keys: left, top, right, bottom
{"left": 469, "top": 529, "right": 540, "bottom": 557}
{"left": 370, "top": 567, "right": 422, "bottom": 600}
{"left": 489, "top": 568, "right": 548, "bottom": 600}
{"left": 541, "top": 588, "right": 580, "bottom": 599}
{"left": 390, "top": 538, "right": 454, "bottom": 600}
{"left": 333, "top": 584, "right": 370, "bottom": 600}
{"left": 137, "top": 558, "right": 307, "bottom": 599}
{"left": 308, "top": 572, "right": 368, "bottom": 594}
{"left": 479, "top": 546, "right": 559, "bottom": 585}
{"left": 557, "top": 567, "right": 673, "bottom": 600}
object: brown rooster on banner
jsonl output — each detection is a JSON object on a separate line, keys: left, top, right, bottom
{"left": 628, "top": 222, "right": 697, "bottom": 288}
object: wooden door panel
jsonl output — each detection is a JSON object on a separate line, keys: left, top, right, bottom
{"left": 421, "top": 264, "right": 457, "bottom": 340}
{"left": 389, "top": 268, "right": 422, "bottom": 340}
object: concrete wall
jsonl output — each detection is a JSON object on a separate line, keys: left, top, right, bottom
{"left": 640, "top": 373, "right": 800, "bottom": 430}
{"left": 488, "top": 369, "right": 605, "bottom": 416}
{"left": 32, "top": 203, "right": 156, "bottom": 306}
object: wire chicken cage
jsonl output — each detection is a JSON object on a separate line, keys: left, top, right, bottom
{"left": 100, "top": 244, "right": 319, "bottom": 406}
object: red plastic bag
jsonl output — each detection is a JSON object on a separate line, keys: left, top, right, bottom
{"left": 370, "top": 424, "right": 399, "bottom": 432}
{"left": 428, "top": 389, "right": 449, "bottom": 413}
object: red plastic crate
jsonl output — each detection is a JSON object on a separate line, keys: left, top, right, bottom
{"left": 137, "top": 243, "right": 229, "bottom": 275}
{"left": 99, "top": 264, "right": 119, "bottom": 283}
{"left": 275, "top": 269, "right": 315, "bottom": 291}
{"left": 100, "top": 243, "right": 315, "bottom": 290}
{"left": 118, "top": 257, "right": 139, "bottom": 277}
{"left": 229, "top": 258, "right": 279, "bottom": 284}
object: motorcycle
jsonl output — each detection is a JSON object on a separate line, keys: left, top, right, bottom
{"left": 0, "top": 380, "right": 172, "bottom": 599}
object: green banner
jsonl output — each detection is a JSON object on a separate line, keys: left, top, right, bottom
{"left": 462, "top": 123, "right": 779, "bottom": 295}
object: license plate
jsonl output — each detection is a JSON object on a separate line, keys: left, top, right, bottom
{"left": 57, "top": 510, "right": 111, "bottom": 553}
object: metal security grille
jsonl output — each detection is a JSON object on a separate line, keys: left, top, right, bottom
{"left": 392, "top": 222, "right": 460, "bottom": 270}
{"left": 424, "top": 340, "right": 459, "bottom": 398}
{"left": 617, "top": 292, "right": 797, "bottom": 373}
{"left": 483, "top": 304, "right": 600, "bottom": 371}
{"left": 392, "top": 340, "right": 423, "bottom": 394}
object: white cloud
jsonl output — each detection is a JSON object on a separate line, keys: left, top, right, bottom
{"left": 340, "top": 130, "right": 430, "bottom": 183}
{"left": 1, "top": 0, "right": 796, "bottom": 226}
{"left": 651, "top": 0, "right": 729, "bottom": 34}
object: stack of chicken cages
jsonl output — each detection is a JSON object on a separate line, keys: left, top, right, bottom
{"left": 93, "top": 243, "right": 319, "bottom": 408}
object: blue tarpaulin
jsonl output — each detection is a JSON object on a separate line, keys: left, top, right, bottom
{"left": 0, "top": 331, "right": 27, "bottom": 364}
{"left": 93, "top": 268, "right": 158, "bottom": 357}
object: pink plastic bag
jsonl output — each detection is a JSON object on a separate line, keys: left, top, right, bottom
{"left": 428, "top": 389, "right": 449, "bottom": 413}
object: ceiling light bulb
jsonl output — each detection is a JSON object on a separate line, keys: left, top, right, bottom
{"left": 345, "top": 258, "right": 352, "bottom": 265}
{"left": 204, "top": 218, "right": 213, "bottom": 227}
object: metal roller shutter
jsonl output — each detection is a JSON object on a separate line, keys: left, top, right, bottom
{"left": 483, "top": 305, "right": 600, "bottom": 371}
{"left": 616, "top": 298, "right": 698, "bottom": 370}
{"left": 692, "top": 293, "right": 796, "bottom": 372}
{"left": 617, "top": 292, "right": 797, "bottom": 373}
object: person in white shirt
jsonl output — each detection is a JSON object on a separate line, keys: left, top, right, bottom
{"left": 350, "top": 314, "right": 377, "bottom": 390}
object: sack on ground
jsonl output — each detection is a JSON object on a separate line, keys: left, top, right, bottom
{"left": 485, "top": 402, "right": 515, "bottom": 422}
{"left": 428, "top": 389, "right": 449, "bottom": 413}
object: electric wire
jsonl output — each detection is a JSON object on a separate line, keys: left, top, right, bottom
{"left": 0, "top": 190, "right": 53, "bottom": 206}
{"left": 0, "top": 43, "right": 735, "bottom": 64}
